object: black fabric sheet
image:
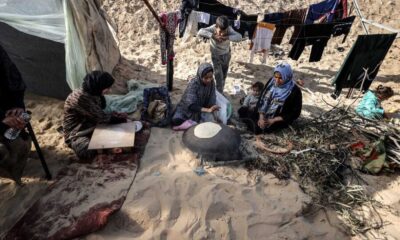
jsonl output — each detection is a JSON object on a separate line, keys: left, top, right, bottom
{"left": 0, "top": 22, "right": 70, "bottom": 100}
{"left": 332, "top": 34, "right": 397, "bottom": 97}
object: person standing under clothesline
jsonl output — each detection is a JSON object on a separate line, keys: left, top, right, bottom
{"left": 197, "top": 15, "right": 242, "bottom": 94}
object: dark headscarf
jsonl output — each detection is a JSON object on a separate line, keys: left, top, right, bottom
{"left": 82, "top": 71, "right": 115, "bottom": 96}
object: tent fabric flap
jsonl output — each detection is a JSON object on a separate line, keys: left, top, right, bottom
{"left": 66, "top": 0, "right": 121, "bottom": 90}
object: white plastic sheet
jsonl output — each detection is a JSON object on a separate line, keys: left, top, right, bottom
{"left": 0, "top": 0, "right": 65, "bottom": 43}
{"left": 216, "top": 91, "right": 232, "bottom": 125}
{"left": 63, "top": 0, "right": 87, "bottom": 90}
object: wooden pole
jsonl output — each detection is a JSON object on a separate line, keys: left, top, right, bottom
{"left": 141, "top": 0, "right": 164, "bottom": 29}
{"left": 141, "top": 0, "right": 174, "bottom": 91}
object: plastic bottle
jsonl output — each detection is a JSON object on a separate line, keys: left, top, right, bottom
{"left": 4, "top": 112, "right": 31, "bottom": 140}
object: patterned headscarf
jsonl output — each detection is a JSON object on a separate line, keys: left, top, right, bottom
{"left": 196, "top": 62, "right": 214, "bottom": 83}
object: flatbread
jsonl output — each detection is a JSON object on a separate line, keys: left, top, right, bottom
{"left": 194, "top": 122, "right": 222, "bottom": 139}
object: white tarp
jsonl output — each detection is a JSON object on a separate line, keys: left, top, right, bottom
{"left": 0, "top": 0, "right": 65, "bottom": 43}
{"left": 0, "top": 0, "right": 120, "bottom": 93}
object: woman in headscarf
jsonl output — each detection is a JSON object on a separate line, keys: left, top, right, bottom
{"left": 255, "top": 62, "right": 302, "bottom": 133}
{"left": 63, "top": 71, "right": 127, "bottom": 161}
{"left": 172, "top": 63, "right": 220, "bottom": 127}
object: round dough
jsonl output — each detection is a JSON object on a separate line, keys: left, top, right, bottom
{"left": 194, "top": 122, "right": 222, "bottom": 139}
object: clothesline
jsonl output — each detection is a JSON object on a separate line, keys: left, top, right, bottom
{"left": 204, "top": 16, "right": 353, "bottom": 25}
{"left": 198, "top": 0, "right": 347, "bottom": 15}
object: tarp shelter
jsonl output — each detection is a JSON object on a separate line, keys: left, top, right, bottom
{"left": 0, "top": 0, "right": 120, "bottom": 99}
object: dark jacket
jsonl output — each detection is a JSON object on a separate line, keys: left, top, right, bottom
{"left": 173, "top": 63, "right": 216, "bottom": 122}
{"left": 0, "top": 45, "right": 26, "bottom": 134}
{"left": 257, "top": 78, "right": 302, "bottom": 127}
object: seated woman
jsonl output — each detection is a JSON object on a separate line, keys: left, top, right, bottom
{"left": 0, "top": 45, "right": 31, "bottom": 184}
{"left": 356, "top": 85, "right": 394, "bottom": 120}
{"left": 172, "top": 63, "right": 220, "bottom": 127}
{"left": 255, "top": 62, "right": 302, "bottom": 133}
{"left": 63, "top": 71, "right": 127, "bottom": 161}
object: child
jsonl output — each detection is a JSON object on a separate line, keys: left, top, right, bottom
{"left": 356, "top": 85, "right": 394, "bottom": 120}
{"left": 197, "top": 16, "right": 242, "bottom": 94}
{"left": 238, "top": 81, "right": 264, "bottom": 120}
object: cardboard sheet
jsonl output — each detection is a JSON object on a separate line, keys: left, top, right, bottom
{"left": 88, "top": 122, "right": 136, "bottom": 150}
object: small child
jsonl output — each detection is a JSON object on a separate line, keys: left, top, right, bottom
{"left": 356, "top": 85, "right": 394, "bottom": 120}
{"left": 238, "top": 81, "right": 264, "bottom": 119}
{"left": 197, "top": 16, "right": 242, "bottom": 94}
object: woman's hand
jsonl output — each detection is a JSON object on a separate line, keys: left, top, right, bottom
{"left": 6, "top": 108, "right": 24, "bottom": 117}
{"left": 258, "top": 114, "right": 266, "bottom": 129}
{"left": 209, "top": 105, "right": 220, "bottom": 113}
{"left": 2, "top": 116, "right": 26, "bottom": 129}
{"left": 258, "top": 115, "right": 281, "bottom": 129}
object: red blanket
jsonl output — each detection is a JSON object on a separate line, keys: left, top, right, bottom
{"left": 5, "top": 128, "right": 150, "bottom": 240}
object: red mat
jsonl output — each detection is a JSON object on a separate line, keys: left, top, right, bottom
{"left": 5, "top": 128, "right": 150, "bottom": 240}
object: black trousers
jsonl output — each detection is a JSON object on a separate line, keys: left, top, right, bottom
{"left": 289, "top": 23, "right": 334, "bottom": 62}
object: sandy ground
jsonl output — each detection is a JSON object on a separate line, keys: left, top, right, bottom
{"left": 1, "top": 0, "right": 400, "bottom": 239}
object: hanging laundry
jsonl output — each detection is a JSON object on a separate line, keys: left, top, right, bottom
{"left": 332, "top": 34, "right": 396, "bottom": 98}
{"left": 263, "top": 12, "right": 284, "bottom": 24}
{"left": 249, "top": 22, "right": 275, "bottom": 63}
{"left": 197, "top": 11, "right": 210, "bottom": 24}
{"left": 332, "top": 15, "right": 355, "bottom": 43}
{"left": 179, "top": 0, "right": 199, "bottom": 38}
{"left": 198, "top": 0, "right": 240, "bottom": 19}
{"left": 160, "top": 11, "right": 180, "bottom": 65}
{"left": 305, "top": 0, "right": 348, "bottom": 24}
{"left": 231, "top": 16, "right": 258, "bottom": 38}
{"left": 198, "top": 13, "right": 217, "bottom": 31}
{"left": 269, "top": 8, "right": 308, "bottom": 45}
{"left": 179, "top": 0, "right": 257, "bottom": 38}
{"left": 289, "top": 23, "right": 334, "bottom": 62}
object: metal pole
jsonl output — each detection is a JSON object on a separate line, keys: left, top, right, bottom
{"left": 26, "top": 122, "right": 52, "bottom": 180}
{"left": 353, "top": 0, "right": 369, "bottom": 34}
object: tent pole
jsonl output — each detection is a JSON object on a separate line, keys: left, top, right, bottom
{"left": 141, "top": 0, "right": 164, "bottom": 29}
{"left": 141, "top": 0, "right": 173, "bottom": 91}
{"left": 353, "top": 0, "right": 369, "bottom": 34}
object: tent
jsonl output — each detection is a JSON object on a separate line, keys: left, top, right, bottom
{"left": 0, "top": 0, "right": 120, "bottom": 99}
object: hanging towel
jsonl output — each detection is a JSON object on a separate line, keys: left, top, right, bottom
{"left": 250, "top": 22, "right": 275, "bottom": 52}
{"left": 183, "top": 10, "right": 200, "bottom": 41}
{"left": 197, "top": 11, "right": 210, "bottom": 24}
{"left": 249, "top": 22, "right": 275, "bottom": 63}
